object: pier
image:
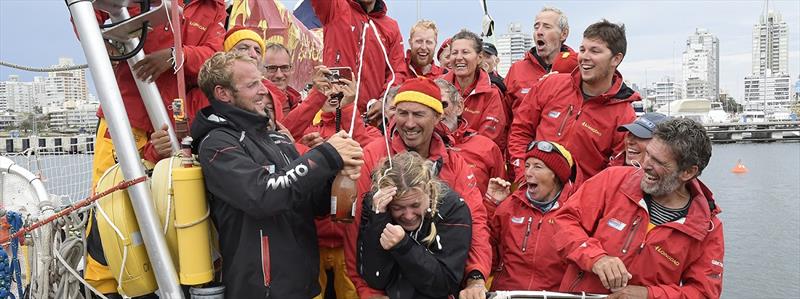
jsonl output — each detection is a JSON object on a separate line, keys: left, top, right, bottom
{"left": 705, "top": 121, "right": 800, "bottom": 143}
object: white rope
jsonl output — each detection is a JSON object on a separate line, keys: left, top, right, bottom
{"left": 349, "top": 22, "right": 370, "bottom": 138}
{"left": 0, "top": 60, "right": 88, "bottom": 72}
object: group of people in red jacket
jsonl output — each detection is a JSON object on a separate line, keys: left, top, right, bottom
{"left": 86, "top": 0, "right": 725, "bottom": 298}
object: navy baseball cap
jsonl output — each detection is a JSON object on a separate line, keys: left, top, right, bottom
{"left": 617, "top": 112, "right": 668, "bottom": 139}
{"left": 482, "top": 42, "right": 498, "bottom": 56}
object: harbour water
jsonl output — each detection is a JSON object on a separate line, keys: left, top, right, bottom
{"left": 4, "top": 143, "right": 800, "bottom": 297}
{"left": 701, "top": 143, "right": 800, "bottom": 298}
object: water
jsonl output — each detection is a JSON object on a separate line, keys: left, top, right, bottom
{"left": 3, "top": 143, "right": 799, "bottom": 297}
{"left": 700, "top": 143, "right": 800, "bottom": 298}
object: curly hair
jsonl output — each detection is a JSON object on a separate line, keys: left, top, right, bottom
{"left": 372, "top": 152, "right": 445, "bottom": 247}
{"left": 653, "top": 118, "right": 712, "bottom": 176}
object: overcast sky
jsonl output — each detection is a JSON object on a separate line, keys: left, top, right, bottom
{"left": 1, "top": 0, "right": 798, "bottom": 102}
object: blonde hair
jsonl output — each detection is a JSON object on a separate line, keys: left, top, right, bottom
{"left": 409, "top": 19, "right": 439, "bottom": 39}
{"left": 372, "top": 152, "right": 444, "bottom": 247}
{"left": 198, "top": 51, "right": 257, "bottom": 99}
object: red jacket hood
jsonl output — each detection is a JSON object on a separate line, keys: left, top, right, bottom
{"left": 569, "top": 69, "right": 641, "bottom": 105}
{"left": 347, "top": 0, "right": 388, "bottom": 17}
{"left": 618, "top": 168, "right": 719, "bottom": 241}
{"left": 443, "top": 68, "right": 496, "bottom": 96}
{"left": 524, "top": 44, "right": 578, "bottom": 74}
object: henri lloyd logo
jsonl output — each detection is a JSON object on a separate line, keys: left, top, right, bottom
{"left": 266, "top": 164, "right": 309, "bottom": 190}
{"left": 655, "top": 245, "right": 680, "bottom": 266}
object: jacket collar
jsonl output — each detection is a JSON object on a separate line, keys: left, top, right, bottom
{"left": 526, "top": 44, "right": 574, "bottom": 72}
{"left": 619, "top": 168, "right": 715, "bottom": 240}
{"left": 511, "top": 182, "right": 574, "bottom": 213}
{"left": 442, "top": 69, "right": 494, "bottom": 98}
{"left": 569, "top": 69, "right": 640, "bottom": 104}
{"left": 389, "top": 128, "right": 450, "bottom": 164}
{"left": 208, "top": 98, "right": 270, "bottom": 132}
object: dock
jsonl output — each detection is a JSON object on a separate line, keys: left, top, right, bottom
{"left": 705, "top": 121, "right": 800, "bottom": 143}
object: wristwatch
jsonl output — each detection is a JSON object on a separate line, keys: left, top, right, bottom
{"left": 467, "top": 270, "right": 485, "bottom": 281}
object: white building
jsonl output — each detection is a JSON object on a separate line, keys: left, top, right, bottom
{"left": 744, "top": 9, "right": 792, "bottom": 115}
{"left": 2, "top": 75, "right": 36, "bottom": 114}
{"left": 650, "top": 77, "right": 684, "bottom": 111}
{"left": 496, "top": 23, "right": 533, "bottom": 77}
{"left": 682, "top": 28, "right": 719, "bottom": 101}
{"left": 0, "top": 111, "right": 21, "bottom": 129}
{"left": 46, "top": 101, "right": 99, "bottom": 133}
{"left": 744, "top": 73, "right": 792, "bottom": 113}
{"left": 46, "top": 57, "right": 88, "bottom": 103}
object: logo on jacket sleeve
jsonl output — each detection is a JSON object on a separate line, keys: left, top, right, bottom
{"left": 548, "top": 111, "right": 561, "bottom": 118}
{"left": 266, "top": 164, "right": 309, "bottom": 190}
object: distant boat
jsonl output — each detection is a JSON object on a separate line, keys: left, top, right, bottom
{"left": 657, "top": 98, "right": 712, "bottom": 123}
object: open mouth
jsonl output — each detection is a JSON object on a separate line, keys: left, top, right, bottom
{"left": 454, "top": 63, "right": 468, "bottom": 72}
{"left": 644, "top": 172, "right": 658, "bottom": 184}
{"left": 537, "top": 40, "right": 546, "bottom": 47}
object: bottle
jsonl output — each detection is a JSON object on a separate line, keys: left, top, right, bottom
{"left": 330, "top": 174, "right": 357, "bottom": 223}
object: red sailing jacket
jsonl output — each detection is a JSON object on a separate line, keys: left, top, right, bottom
{"left": 504, "top": 46, "right": 578, "bottom": 113}
{"left": 396, "top": 49, "right": 445, "bottom": 83}
{"left": 554, "top": 167, "right": 724, "bottom": 298}
{"left": 443, "top": 120, "right": 505, "bottom": 197}
{"left": 344, "top": 131, "right": 492, "bottom": 298}
{"left": 280, "top": 89, "right": 327, "bottom": 140}
{"left": 278, "top": 85, "right": 303, "bottom": 117}
{"left": 489, "top": 183, "right": 575, "bottom": 292}
{"left": 93, "top": 0, "right": 226, "bottom": 132}
{"left": 442, "top": 70, "right": 508, "bottom": 151}
{"left": 311, "top": 0, "right": 405, "bottom": 112}
{"left": 507, "top": 70, "right": 639, "bottom": 183}
{"left": 307, "top": 104, "right": 381, "bottom": 248}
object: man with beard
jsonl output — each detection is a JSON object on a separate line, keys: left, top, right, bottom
{"left": 343, "top": 77, "right": 492, "bottom": 299}
{"left": 507, "top": 19, "right": 640, "bottom": 183}
{"left": 397, "top": 20, "right": 445, "bottom": 81}
{"left": 553, "top": 118, "right": 724, "bottom": 299}
{"left": 191, "top": 51, "right": 364, "bottom": 298}
{"left": 504, "top": 7, "right": 577, "bottom": 116}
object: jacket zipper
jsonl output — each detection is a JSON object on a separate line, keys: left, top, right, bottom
{"left": 521, "top": 216, "right": 532, "bottom": 252}
{"left": 568, "top": 271, "right": 584, "bottom": 291}
{"left": 259, "top": 230, "right": 272, "bottom": 296}
{"left": 621, "top": 215, "right": 642, "bottom": 254}
{"left": 556, "top": 105, "right": 574, "bottom": 136}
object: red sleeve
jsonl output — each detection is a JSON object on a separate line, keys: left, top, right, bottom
{"left": 344, "top": 146, "right": 389, "bottom": 298}
{"left": 474, "top": 90, "right": 508, "bottom": 151}
{"left": 508, "top": 89, "right": 542, "bottom": 180}
{"left": 552, "top": 172, "right": 612, "bottom": 272}
{"left": 281, "top": 89, "right": 327, "bottom": 140}
{"left": 141, "top": 141, "right": 162, "bottom": 164}
{"left": 311, "top": 0, "right": 347, "bottom": 25}
{"left": 646, "top": 219, "right": 724, "bottom": 299}
{"left": 488, "top": 201, "right": 505, "bottom": 271}
{"left": 385, "top": 25, "right": 406, "bottom": 88}
{"left": 482, "top": 142, "right": 506, "bottom": 219}
{"left": 452, "top": 159, "right": 493, "bottom": 278}
{"left": 181, "top": 20, "right": 225, "bottom": 80}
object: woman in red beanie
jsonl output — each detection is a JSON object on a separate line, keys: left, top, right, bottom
{"left": 485, "top": 140, "right": 577, "bottom": 292}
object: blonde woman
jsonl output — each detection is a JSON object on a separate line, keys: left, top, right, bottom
{"left": 358, "top": 152, "right": 472, "bottom": 299}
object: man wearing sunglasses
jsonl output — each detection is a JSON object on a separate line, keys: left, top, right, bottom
{"left": 508, "top": 20, "right": 640, "bottom": 185}
{"left": 553, "top": 118, "right": 723, "bottom": 298}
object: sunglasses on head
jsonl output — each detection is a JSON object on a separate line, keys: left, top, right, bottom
{"left": 527, "top": 140, "right": 564, "bottom": 156}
